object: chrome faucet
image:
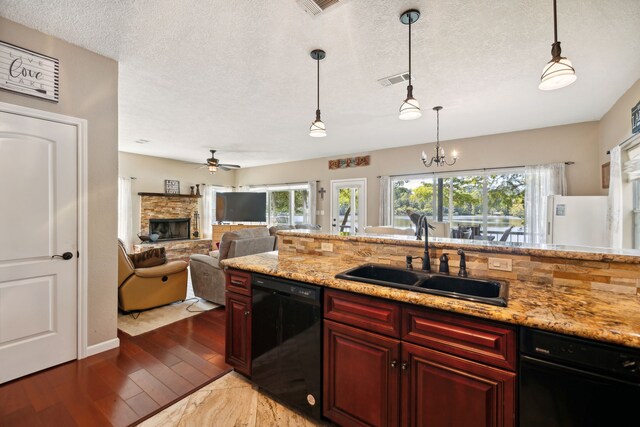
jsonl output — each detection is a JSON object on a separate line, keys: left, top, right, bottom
{"left": 415, "top": 214, "right": 431, "bottom": 272}
{"left": 457, "top": 249, "right": 468, "bottom": 277}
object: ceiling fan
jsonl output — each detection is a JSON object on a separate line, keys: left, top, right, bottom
{"left": 201, "top": 150, "right": 241, "bottom": 173}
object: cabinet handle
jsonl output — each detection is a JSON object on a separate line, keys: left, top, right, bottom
{"left": 231, "top": 279, "right": 244, "bottom": 285}
{"left": 401, "top": 362, "right": 408, "bottom": 371}
{"left": 391, "top": 360, "right": 397, "bottom": 368}
{"left": 244, "top": 311, "right": 250, "bottom": 316}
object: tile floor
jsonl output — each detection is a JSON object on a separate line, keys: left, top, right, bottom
{"left": 139, "top": 371, "right": 333, "bottom": 427}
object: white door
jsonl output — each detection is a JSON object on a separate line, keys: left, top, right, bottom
{"left": 330, "top": 179, "right": 367, "bottom": 234}
{"left": 0, "top": 110, "right": 78, "bottom": 384}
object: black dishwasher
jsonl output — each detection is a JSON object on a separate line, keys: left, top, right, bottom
{"left": 519, "top": 327, "right": 640, "bottom": 427}
{"left": 251, "top": 274, "right": 323, "bottom": 420}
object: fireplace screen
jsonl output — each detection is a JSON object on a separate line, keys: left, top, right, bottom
{"left": 149, "top": 218, "right": 191, "bottom": 241}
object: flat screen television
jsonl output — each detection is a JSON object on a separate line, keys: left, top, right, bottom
{"left": 215, "top": 192, "right": 267, "bottom": 222}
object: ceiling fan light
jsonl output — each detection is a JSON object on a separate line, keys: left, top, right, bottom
{"left": 539, "top": 57, "right": 577, "bottom": 90}
{"left": 399, "top": 96, "right": 421, "bottom": 120}
{"left": 309, "top": 119, "right": 326, "bottom": 137}
{"left": 208, "top": 165, "right": 217, "bottom": 173}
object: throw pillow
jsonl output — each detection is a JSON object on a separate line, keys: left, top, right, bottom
{"left": 128, "top": 247, "right": 166, "bottom": 268}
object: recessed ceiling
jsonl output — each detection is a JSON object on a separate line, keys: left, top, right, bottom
{"left": 1, "top": 0, "right": 639, "bottom": 168}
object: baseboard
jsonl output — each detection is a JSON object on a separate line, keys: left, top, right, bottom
{"left": 84, "top": 337, "right": 120, "bottom": 358}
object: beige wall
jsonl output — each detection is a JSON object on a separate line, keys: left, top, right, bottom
{"left": 235, "top": 122, "right": 601, "bottom": 231}
{"left": 118, "top": 152, "right": 236, "bottom": 238}
{"left": 0, "top": 18, "right": 119, "bottom": 346}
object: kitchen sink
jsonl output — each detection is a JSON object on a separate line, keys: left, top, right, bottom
{"left": 336, "top": 263, "right": 508, "bottom": 307}
{"left": 335, "top": 264, "right": 423, "bottom": 286}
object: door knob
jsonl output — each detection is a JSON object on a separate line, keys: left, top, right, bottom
{"left": 52, "top": 252, "right": 73, "bottom": 260}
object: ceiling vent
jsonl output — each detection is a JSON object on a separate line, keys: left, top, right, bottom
{"left": 378, "top": 72, "right": 414, "bottom": 87}
{"left": 296, "top": 0, "right": 342, "bottom": 16}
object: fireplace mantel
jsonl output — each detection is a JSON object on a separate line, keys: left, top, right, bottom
{"left": 138, "top": 192, "right": 201, "bottom": 198}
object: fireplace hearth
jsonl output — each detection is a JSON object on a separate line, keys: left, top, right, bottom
{"left": 149, "top": 218, "right": 191, "bottom": 241}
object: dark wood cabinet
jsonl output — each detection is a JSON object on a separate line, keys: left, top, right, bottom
{"left": 323, "top": 289, "right": 517, "bottom": 427}
{"left": 225, "top": 269, "right": 252, "bottom": 376}
{"left": 401, "top": 342, "right": 515, "bottom": 427}
{"left": 324, "top": 320, "right": 400, "bottom": 427}
{"left": 225, "top": 292, "right": 251, "bottom": 376}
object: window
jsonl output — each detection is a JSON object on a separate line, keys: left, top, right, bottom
{"left": 248, "top": 184, "right": 312, "bottom": 225}
{"left": 391, "top": 170, "right": 525, "bottom": 242}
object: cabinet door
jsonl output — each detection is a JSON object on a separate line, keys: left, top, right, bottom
{"left": 225, "top": 293, "right": 252, "bottom": 376}
{"left": 324, "top": 320, "right": 401, "bottom": 427}
{"left": 401, "top": 342, "right": 515, "bottom": 427}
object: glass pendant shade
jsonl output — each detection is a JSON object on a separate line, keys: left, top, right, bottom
{"left": 539, "top": 57, "right": 577, "bottom": 90}
{"left": 399, "top": 96, "right": 421, "bottom": 120}
{"left": 208, "top": 165, "right": 217, "bottom": 173}
{"left": 309, "top": 117, "right": 326, "bottom": 137}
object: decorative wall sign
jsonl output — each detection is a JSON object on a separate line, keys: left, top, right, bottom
{"left": 164, "top": 179, "right": 180, "bottom": 194}
{"left": 0, "top": 41, "right": 59, "bottom": 102}
{"left": 632, "top": 100, "right": 640, "bottom": 134}
{"left": 328, "top": 155, "right": 370, "bottom": 170}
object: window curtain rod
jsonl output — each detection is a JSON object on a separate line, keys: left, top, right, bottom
{"left": 606, "top": 133, "right": 640, "bottom": 155}
{"left": 378, "top": 162, "right": 574, "bottom": 179}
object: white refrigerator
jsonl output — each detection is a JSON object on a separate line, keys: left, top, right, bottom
{"left": 546, "top": 195, "right": 608, "bottom": 247}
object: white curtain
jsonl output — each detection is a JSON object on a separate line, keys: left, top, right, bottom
{"left": 307, "top": 181, "right": 317, "bottom": 225}
{"left": 117, "top": 177, "right": 133, "bottom": 250}
{"left": 201, "top": 185, "right": 213, "bottom": 238}
{"left": 378, "top": 176, "right": 391, "bottom": 226}
{"left": 524, "top": 163, "right": 566, "bottom": 244}
{"left": 607, "top": 146, "right": 623, "bottom": 249}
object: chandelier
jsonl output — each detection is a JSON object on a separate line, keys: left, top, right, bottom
{"left": 422, "top": 106, "right": 457, "bottom": 167}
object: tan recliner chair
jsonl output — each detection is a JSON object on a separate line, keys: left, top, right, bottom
{"left": 118, "top": 239, "right": 188, "bottom": 311}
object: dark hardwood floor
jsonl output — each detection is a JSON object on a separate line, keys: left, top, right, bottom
{"left": 0, "top": 307, "right": 231, "bottom": 427}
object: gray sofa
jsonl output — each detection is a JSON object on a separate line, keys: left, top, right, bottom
{"left": 189, "top": 227, "right": 275, "bottom": 304}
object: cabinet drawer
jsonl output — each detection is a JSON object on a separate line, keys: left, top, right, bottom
{"left": 225, "top": 269, "right": 252, "bottom": 296}
{"left": 402, "top": 307, "right": 516, "bottom": 370}
{"left": 324, "top": 289, "right": 401, "bottom": 338}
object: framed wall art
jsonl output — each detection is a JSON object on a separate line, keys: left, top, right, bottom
{"left": 601, "top": 162, "right": 610, "bottom": 189}
{"left": 0, "top": 41, "right": 59, "bottom": 102}
{"left": 164, "top": 179, "right": 180, "bottom": 194}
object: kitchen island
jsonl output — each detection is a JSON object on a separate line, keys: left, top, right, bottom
{"left": 220, "top": 230, "right": 640, "bottom": 427}
{"left": 221, "top": 230, "right": 640, "bottom": 349}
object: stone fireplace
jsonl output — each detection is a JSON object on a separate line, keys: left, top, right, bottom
{"left": 139, "top": 193, "right": 200, "bottom": 238}
{"left": 149, "top": 218, "right": 190, "bottom": 241}
{"left": 135, "top": 192, "right": 213, "bottom": 262}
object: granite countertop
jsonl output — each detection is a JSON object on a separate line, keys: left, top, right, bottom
{"left": 221, "top": 251, "right": 640, "bottom": 349}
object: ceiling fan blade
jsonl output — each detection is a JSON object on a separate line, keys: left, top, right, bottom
{"left": 219, "top": 163, "right": 241, "bottom": 169}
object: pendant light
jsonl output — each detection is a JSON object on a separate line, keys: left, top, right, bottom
{"left": 422, "top": 106, "right": 457, "bottom": 167}
{"left": 309, "top": 49, "right": 326, "bottom": 137}
{"left": 399, "top": 9, "right": 421, "bottom": 120}
{"left": 539, "top": 0, "right": 576, "bottom": 90}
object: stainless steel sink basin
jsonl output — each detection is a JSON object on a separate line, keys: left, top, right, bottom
{"left": 336, "top": 263, "right": 508, "bottom": 307}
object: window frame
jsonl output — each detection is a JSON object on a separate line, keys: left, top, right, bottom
{"left": 390, "top": 167, "right": 525, "bottom": 241}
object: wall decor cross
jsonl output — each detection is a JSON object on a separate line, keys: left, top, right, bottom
{"left": 318, "top": 187, "right": 326, "bottom": 199}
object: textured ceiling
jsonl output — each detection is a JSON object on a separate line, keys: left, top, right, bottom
{"left": 1, "top": 0, "right": 639, "bottom": 168}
